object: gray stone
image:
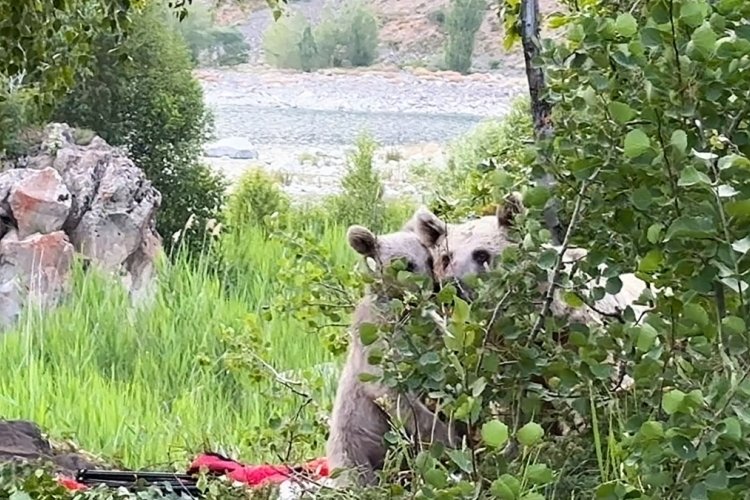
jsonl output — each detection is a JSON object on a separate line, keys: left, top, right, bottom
{"left": 9, "top": 167, "right": 72, "bottom": 238}
{"left": 204, "top": 136, "right": 259, "bottom": 159}
{"left": 0, "top": 123, "right": 163, "bottom": 331}
{"left": 0, "top": 230, "right": 75, "bottom": 310}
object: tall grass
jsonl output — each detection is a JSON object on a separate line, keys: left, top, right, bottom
{"left": 0, "top": 206, "right": 370, "bottom": 469}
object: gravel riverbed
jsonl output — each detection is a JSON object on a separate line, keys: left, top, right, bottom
{"left": 198, "top": 65, "right": 528, "bottom": 200}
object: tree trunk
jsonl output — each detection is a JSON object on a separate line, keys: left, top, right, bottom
{"left": 519, "top": 0, "right": 564, "bottom": 244}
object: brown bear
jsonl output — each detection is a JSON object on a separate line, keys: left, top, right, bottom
{"left": 326, "top": 223, "right": 462, "bottom": 488}
{"left": 405, "top": 194, "right": 652, "bottom": 326}
{"left": 405, "top": 195, "right": 652, "bottom": 398}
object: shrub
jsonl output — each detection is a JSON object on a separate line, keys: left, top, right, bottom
{"left": 327, "top": 132, "right": 386, "bottom": 233}
{"left": 262, "top": 10, "right": 313, "bottom": 70}
{"left": 444, "top": 0, "right": 486, "bottom": 74}
{"left": 226, "top": 167, "right": 291, "bottom": 230}
{"left": 54, "top": 2, "right": 227, "bottom": 257}
{"left": 334, "top": 0, "right": 379, "bottom": 67}
{"left": 172, "top": 3, "right": 250, "bottom": 67}
{"left": 262, "top": 0, "right": 379, "bottom": 71}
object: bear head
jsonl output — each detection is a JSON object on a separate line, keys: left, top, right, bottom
{"left": 406, "top": 193, "right": 524, "bottom": 301}
{"left": 346, "top": 222, "right": 446, "bottom": 291}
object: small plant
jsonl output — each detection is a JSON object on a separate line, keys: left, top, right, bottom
{"left": 384, "top": 147, "right": 402, "bottom": 162}
{"left": 444, "top": 0, "right": 486, "bottom": 74}
{"left": 328, "top": 131, "right": 386, "bottom": 233}
{"left": 226, "top": 167, "right": 291, "bottom": 230}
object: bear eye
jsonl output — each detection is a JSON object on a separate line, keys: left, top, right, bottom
{"left": 473, "top": 249, "right": 491, "bottom": 265}
{"left": 426, "top": 256, "right": 434, "bottom": 270}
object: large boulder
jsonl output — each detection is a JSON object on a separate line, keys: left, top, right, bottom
{"left": 0, "top": 420, "right": 104, "bottom": 476}
{"left": 0, "top": 123, "right": 162, "bottom": 330}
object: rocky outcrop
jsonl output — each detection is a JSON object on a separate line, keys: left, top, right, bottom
{"left": 0, "top": 123, "right": 162, "bottom": 329}
{"left": 0, "top": 420, "right": 105, "bottom": 476}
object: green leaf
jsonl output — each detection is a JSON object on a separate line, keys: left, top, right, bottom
{"left": 720, "top": 416, "right": 742, "bottom": 442}
{"left": 665, "top": 216, "right": 716, "bottom": 240}
{"left": 453, "top": 297, "right": 470, "bottom": 323}
{"left": 671, "top": 129, "right": 688, "bottom": 153}
{"left": 680, "top": 0, "right": 709, "bottom": 27}
{"left": 447, "top": 449, "right": 474, "bottom": 474}
{"left": 717, "top": 184, "right": 739, "bottom": 198}
{"left": 672, "top": 435, "right": 697, "bottom": 460}
{"left": 639, "top": 249, "right": 664, "bottom": 272}
{"left": 491, "top": 474, "right": 521, "bottom": 500}
{"left": 526, "top": 463, "right": 554, "bottom": 485}
{"left": 517, "top": 421, "right": 544, "bottom": 446}
{"left": 691, "top": 22, "right": 718, "bottom": 56}
{"left": 358, "top": 323, "right": 379, "bottom": 346}
{"left": 423, "top": 468, "right": 448, "bottom": 488}
{"left": 624, "top": 129, "right": 651, "bottom": 158}
{"left": 520, "top": 494, "right": 545, "bottom": 500}
{"left": 605, "top": 277, "right": 623, "bottom": 295}
{"left": 718, "top": 154, "right": 750, "bottom": 170}
{"left": 523, "top": 186, "right": 551, "bottom": 208}
{"left": 683, "top": 303, "right": 709, "bottom": 327}
{"left": 647, "top": 223, "right": 663, "bottom": 244}
{"left": 562, "top": 291, "right": 584, "bottom": 308}
{"left": 677, "top": 165, "right": 712, "bottom": 187}
{"left": 722, "top": 316, "right": 746, "bottom": 335}
{"left": 663, "top": 389, "right": 686, "bottom": 415}
{"left": 726, "top": 200, "right": 750, "bottom": 220}
{"left": 615, "top": 13, "right": 638, "bottom": 38}
{"left": 481, "top": 420, "right": 509, "bottom": 448}
{"left": 705, "top": 470, "right": 728, "bottom": 491}
{"left": 636, "top": 324, "right": 659, "bottom": 352}
{"left": 732, "top": 237, "right": 750, "bottom": 255}
{"left": 471, "top": 377, "right": 487, "bottom": 397}
{"left": 631, "top": 186, "right": 653, "bottom": 210}
{"left": 639, "top": 420, "right": 664, "bottom": 440}
{"left": 608, "top": 101, "right": 636, "bottom": 125}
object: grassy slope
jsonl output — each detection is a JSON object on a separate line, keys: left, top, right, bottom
{"left": 0, "top": 219, "right": 352, "bottom": 468}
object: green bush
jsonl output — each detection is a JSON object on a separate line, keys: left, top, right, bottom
{"left": 431, "top": 96, "right": 533, "bottom": 219}
{"left": 327, "top": 132, "right": 386, "bottom": 233}
{"left": 54, "top": 3, "right": 227, "bottom": 257}
{"left": 444, "top": 0, "right": 486, "bottom": 74}
{"left": 262, "top": 0, "right": 379, "bottom": 71}
{"left": 263, "top": 10, "right": 313, "bottom": 70}
{"left": 171, "top": 3, "right": 250, "bottom": 67}
{"left": 226, "top": 167, "right": 291, "bottom": 230}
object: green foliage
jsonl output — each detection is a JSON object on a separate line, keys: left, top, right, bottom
{"left": 262, "top": 0, "right": 379, "bottom": 71}
{"left": 54, "top": 3, "right": 227, "bottom": 257}
{"left": 226, "top": 167, "right": 291, "bottom": 230}
{"left": 170, "top": 2, "right": 250, "bottom": 67}
{"left": 327, "top": 131, "right": 387, "bottom": 233}
{"left": 444, "top": 0, "right": 486, "bottom": 74}
{"left": 0, "top": 0, "right": 146, "bottom": 154}
{"left": 432, "top": 97, "right": 534, "bottom": 219}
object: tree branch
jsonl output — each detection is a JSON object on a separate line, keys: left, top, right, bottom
{"left": 527, "top": 169, "right": 598, "bottom": 345}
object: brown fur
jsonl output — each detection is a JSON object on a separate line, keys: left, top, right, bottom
{"left": 407, "top": 195, "right": 652, "bottom": 402}
{"left": 326, "top": 224, "right": 461, "bottom": 487}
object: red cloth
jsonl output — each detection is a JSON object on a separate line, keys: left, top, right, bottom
{"left": 187, "top": 453, "right": 329, "bottom": 487}
{"left": 57, "top": 453, "right": 329, "bottom": 491}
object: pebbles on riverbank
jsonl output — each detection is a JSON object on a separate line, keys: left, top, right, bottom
{"left": 198, "top": 66, "right": 527, "bottom": 201}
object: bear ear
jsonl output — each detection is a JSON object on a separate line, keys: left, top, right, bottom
{"left": 347, "top": 225, "right": 378, "bottom": 257}
{"left": 403, "top": 206, "right": 446, "bottom": 247}
{"left": 496, "top": 192, "right": 525, "bottom": 227}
